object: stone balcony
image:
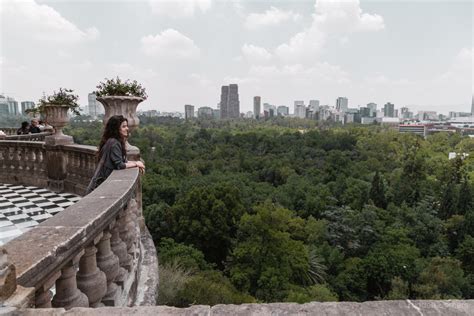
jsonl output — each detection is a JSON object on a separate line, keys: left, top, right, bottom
{"left": 0, "top": 125, "right": 158, "bottom": 311}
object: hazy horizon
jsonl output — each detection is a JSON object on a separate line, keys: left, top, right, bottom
{"left": 1, "top": 0, "right": 473, "bottom": 115}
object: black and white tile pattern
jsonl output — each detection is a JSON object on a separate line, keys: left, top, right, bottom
{"left": 0, "top": 184, "right": 81, "bottom": 245}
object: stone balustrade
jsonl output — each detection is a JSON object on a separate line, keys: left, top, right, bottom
{"left": 0, "top": 141, "right": 48, "bottom": 188}
{"left": 5, "top": 132, "right": 53, "bottom": 142}
{"left": 0, "top": 140, "right": 158, "bottom": 310}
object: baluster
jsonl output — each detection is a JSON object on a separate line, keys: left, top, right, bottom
{"left": 35, "top": 271, "right": 60, "bottom": 308}
{"left": 96, "top": 228, "right": 120, "bottom": 306}
{"left": 51, "top": 253, "right": 89, "bottom": 309}
{"left": 76, "top": 234, "right": 107, "bottom": 307}
{"left": 118, "top": 203, "right": 136, "bottom": 256}
{"left": 110, "top": 219, "right": 131, "bottom": 288}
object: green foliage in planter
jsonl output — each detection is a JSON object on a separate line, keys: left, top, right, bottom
{"left": 26, "top": 88, "right": 80, "bottom": 116}
{"left": 95, "top": 76, "right": 148, "bottom": 99}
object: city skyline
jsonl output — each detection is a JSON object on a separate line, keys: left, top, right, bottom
{"left": 1, "top": 0, "right": 472, "bottom": 114}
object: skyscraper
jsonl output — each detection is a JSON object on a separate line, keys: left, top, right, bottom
{"left": 309, "top": 100, "right": 320, "bottom": 112}
{"left": 21, "top": 101, "right": 35, "bottom": 115}
{"left": 185, "top": 104, "right": 195, "bottom": 120}
{"left": 367, "top": 103, "right": 377, "bottom": 117}
{"left": 253, "top": 96, "right": 261, "bottom": 119}
{"left": 88, "top": 93, "right": 103, "bottom": 118}
{"left": 294, "top": 101, "right": 305, "bottom": 118}
{"left": 336, "top": 97, "right": 348, "bottom": 112}
{"left": 220, "top": 84, "right": 240, "bottom": 119}
{"left": 471, "top": 95, "right": 474, "bottom": 115}
{"left": 383, "top": 102, "right": 395, "bottom": 117}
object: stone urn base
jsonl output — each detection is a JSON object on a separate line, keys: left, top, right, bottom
{"left": 45, "top": 134, "right": 73, "bottom": 146}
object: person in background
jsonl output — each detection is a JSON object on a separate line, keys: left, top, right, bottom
{"left": 29, "top": 119, "right": 41, "bottom": 134}
{"left": 17, "top": 121, "right": 30, "bottom": 135}
{"left": 86, "top": 115, "right": 145, "bottom": 194}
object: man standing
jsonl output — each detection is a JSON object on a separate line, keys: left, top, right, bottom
{"left": 30, "top": 119, "right": 41, "bottom": 133}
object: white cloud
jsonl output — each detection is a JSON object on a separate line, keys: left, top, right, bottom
{"left": 244, "top": 6, "right": 301, "bottom": 30}
{"left": 275, "top": 0, "right": 384, "bottom": 62}
{"left": 140, "top": 29, "right": 200, "bottom": 59}
{"left": 1, "top": 0, "right": 99, "bottom": 43}
{"left": 313, "top": 0, "right": 384, "bottom": 33}
{"left": 434, "top": 47, "right": 473, "bottom": 87}
{"left": 149, "top": 0, "right": 211, "bottom": 18}
{"left": 189, "top": 73, "right": 212, "bottom": 87}
{"left": 241, "top": 44, "right": 272, "bottom": 63}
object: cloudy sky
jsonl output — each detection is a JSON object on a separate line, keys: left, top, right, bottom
{"left": 1, "top": 0, "right": 472, "bottom": 114}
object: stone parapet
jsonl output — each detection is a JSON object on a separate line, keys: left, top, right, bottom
{"left": 5, "top": 132, "right": 52, "bottom": 142}
{"left": 5, "top": 300, "right": 474, "bottom": 315}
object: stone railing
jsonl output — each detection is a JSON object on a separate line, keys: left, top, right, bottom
{"left": 4, "top": 132, "right": 53, "bottom": 142}
{"left": 0, "top": 141, "right": 48, "bottom": 188}
{"left": 0, "top": 139, "right": 158, "bottom": 310}
{"left": 1, "top": 127, "right": 18, "bottom": 135}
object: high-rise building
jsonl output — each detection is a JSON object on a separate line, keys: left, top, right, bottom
{"left": 21, "top": 101, "right": 35, "bottom": 115}
{"left": 198, "top": 106, "right": 213, "bottom": 119}
{"left": 359, "top": 107, "right": 370, "bottom": 117}
{"left": 383, "top": 102, "right": 395, "bottom": 117}
{"left": 6, "top": 97, "right": 18, "bottom": 115}
{"left": 367, "top": 103, "right": 377, "bottom": 117}
{"left": 220, "top": 84, "right": 240, "bottom": 119}
{"left": 471, "top": 95, "right": 474, "bottom": 115}
{"left": 253, "top": 96, "right": 261, "bottom": 119}
{"left": 0, "top": 95, "right": 8, "bottom": 115}
{"left": 336, "top": 97, "right": 348, "bottom": 112}
{"left": 277, "top": 105, "right": 289, "bottom": 116}
{"left": 294, "top": 101, "right": 306, "bottom": 118}
{"left": 88, "top": 93, "right": 103, "bottom": 118}
{"left": 185, "top": 104, "right": 195, "bottom": 120}
{"left": 309, "top": 100, "right": 320, "bottom": 112}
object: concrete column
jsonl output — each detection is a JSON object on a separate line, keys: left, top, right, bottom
{"left": 76, "top": 237, "right": 107, "bottom": 307}
{"left": 51, "top": 258, "right": 89, "bottom": 309}
{"left": 96, "top": 230, "right": 120, "bottom": 306}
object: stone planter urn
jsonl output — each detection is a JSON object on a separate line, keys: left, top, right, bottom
{"left": 96, "top": 96, "right": 144, "bottom": 160}
{"left": 43, "top": 104, "right": 73, "bottom": 146}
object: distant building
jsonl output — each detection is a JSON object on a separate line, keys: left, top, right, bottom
{"left": 263, "top": 103, "right": 276, "bottom": 113}
{"left": 212, "top": 109, "right": 220, "bottom": 119}
{"left": 367, "top": 103, "right": 377, "bottom": 117}
{"left": 383, "top": 102, "right": 395, "bottom": 117}
{"left": 185, "top": 104, "right": 195, "bottom": 120}
{"left": 400, "top": 107, "right": 412, "bottom": 119}
{"left": 277, "top": 105, "right": 289, "bottom": 116}
{"left": 21, "top": 101, "right": 35, "bottom": 115}
{"left": 0, "top": 95, "right": 8, "bottom": 115}
{"left": 141, "top": 110, "right": 159, "bottom": 117}
{"left": 417, "top": 111, "right": 437, "bottom": 121}
{"left": 198, "top": 106, "right": 213, "bottom": 119}
{"left": 88, "top": 93, "right": 103, "bottom": 118}
{"left": 309, "top": 100, "right": 320, "bottom": 113}
{"left": 471, "top": 95, "right": 474, "bottom": 115}
{"left": 336, "top": 97, "right": 348, "bottom": 113}
{"left": 253, "top": 96, "right": 261, "bottom": 119}
{"left": 294, "top": 101, "right": 306, "bottom": 118}
{"left": 220, "top": 84, "right": 240, "bottom": 119}
{"left": 359, "top": 107, "right": 371, "bottom": 117}
{"left": 399, "top": 124, "right": 427, "bottom": 137}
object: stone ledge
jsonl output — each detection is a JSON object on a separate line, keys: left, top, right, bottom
{"left": 6, "top": 300, "right": 474, "bottom": 316}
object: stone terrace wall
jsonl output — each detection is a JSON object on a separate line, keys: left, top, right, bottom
{"left": 0, "top": 139, "right": 158, "bottom": 310}
{"left": 4, "top": 300, "right": 474, "bottom": 316}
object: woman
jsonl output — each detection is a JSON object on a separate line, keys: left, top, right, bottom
{"left": 86, "top": 115, "right": 145, "bottom": 194}
{"left": 17, "top": 121, "right": 30, "bottom": 135}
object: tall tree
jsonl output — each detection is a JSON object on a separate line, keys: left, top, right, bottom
{"left": 369, "top": 171, "right": 388, "bottom": 209}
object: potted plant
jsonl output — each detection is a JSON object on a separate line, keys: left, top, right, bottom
{"left": 94, "top": 77, "right": 147, "bottom": 159}
{"left": 26, "top": 88, "right": 80, "bottom": 144}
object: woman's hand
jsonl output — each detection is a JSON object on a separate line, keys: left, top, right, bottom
{"left": 135, "top": 160, "right": 145, "bottom": 174}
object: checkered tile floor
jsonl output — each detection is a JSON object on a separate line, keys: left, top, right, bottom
{"left": 0, "top": 184, "right": 81, "bottom": 246}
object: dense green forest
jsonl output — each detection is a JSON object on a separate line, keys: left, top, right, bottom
{"left": 65, "top": 117, "right": 474, "bottom": 305}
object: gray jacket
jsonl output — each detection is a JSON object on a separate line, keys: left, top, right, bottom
{"left": 86, "top": 138, "right": 126, "bottom": 193}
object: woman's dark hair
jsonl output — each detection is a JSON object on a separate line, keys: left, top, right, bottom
{"left": 98, "top": 115, "right": 128, "bottom": 161}
{"left": 21, "top": 121, "right": 29, "bottom": 129}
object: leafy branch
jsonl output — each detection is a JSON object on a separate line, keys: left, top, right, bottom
{"left": 95, "top": 76, "right": 148, "bottom": 99}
